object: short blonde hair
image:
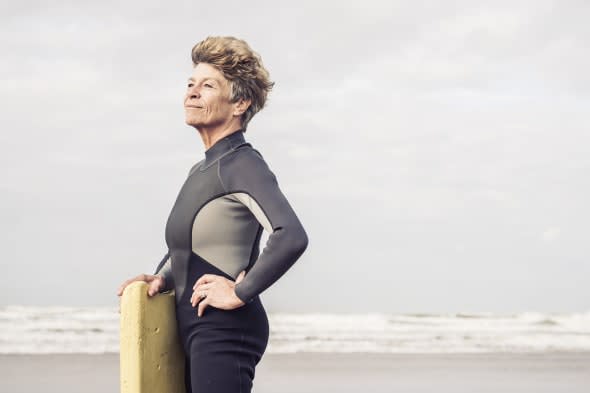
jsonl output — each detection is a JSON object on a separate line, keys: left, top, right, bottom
{"left": 191, "top": 36, "right": 274, "bottom": 131}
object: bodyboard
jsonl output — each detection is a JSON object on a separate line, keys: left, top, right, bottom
{"left": 120, "top": 281, "right": 186, "bottom": 393}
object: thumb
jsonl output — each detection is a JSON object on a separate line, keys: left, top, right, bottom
{"left": 147, "top": 277, "right": 162, "bottom": 297}
{"left": 235, "top": 270, "right": 246, "bottom": 284}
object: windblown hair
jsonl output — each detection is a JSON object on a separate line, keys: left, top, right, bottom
{"left": 191, "top": 36, "right": 274, "bottom": 131}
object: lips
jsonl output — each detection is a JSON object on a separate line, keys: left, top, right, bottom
{"left": 185, "top": 106, "right": 203, "bottom": 109}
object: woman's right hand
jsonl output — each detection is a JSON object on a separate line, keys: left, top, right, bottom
{"left": 116, "top": 274, "right": 166, "bottom": 298}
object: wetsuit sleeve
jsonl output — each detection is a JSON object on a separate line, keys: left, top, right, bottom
{"left": 154, "top": 253, "right": 174, "bottom": 292}
{"left": 221, "top": 150, "right": 309, "bottom": 304}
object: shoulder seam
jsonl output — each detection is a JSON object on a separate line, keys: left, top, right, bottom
{"left": 188, "top": 161, "right": 200, "bottom": 177}
{"left": 216, "top": 160, "right": 227, "bottom": 192}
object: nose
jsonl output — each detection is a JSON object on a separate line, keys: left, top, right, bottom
{"left": 187, "top": 84, "right": 201, "bottom": 99}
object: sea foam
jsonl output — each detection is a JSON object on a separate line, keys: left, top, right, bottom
{"left": 1, "top": 306, "right": 589, "bottom": 354}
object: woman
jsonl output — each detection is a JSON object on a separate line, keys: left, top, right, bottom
{"left": 116, "top": 36, "right": 309, "bottom": 393}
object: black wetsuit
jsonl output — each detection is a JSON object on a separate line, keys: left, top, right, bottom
{"left": 153, "top": 129, "right": 308, "bottom": 393}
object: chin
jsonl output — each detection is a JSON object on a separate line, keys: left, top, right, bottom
{"left": 185, "top": 117, "right": 202, "bottom": 127}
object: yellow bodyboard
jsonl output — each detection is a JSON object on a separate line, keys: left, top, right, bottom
{"left": 120, "top": 281, "right": 186, "bottom": 393}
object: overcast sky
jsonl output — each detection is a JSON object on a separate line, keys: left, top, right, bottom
{"left": 1, "top": 0, "right": 588, "bottom": 313}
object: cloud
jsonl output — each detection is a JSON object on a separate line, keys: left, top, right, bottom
{"left": 543, "top": 227, "right": 561, "bottom": 242}
{"left": 1, "top": 0, "right": 589, "bottom": 311}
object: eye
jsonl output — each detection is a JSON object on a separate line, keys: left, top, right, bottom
{"left": 187, "top": 83, "right": 193, "bottom": 88}
{"left": 204, "top": 83, "right": 213, "bottom": 88}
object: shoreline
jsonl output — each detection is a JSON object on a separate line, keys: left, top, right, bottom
{"left": 1, "top": 352, "right": 589, "bottom": 392}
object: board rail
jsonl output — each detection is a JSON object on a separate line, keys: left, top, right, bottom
{"left": 120, "top": 281, "right": 185, "bottom": 393}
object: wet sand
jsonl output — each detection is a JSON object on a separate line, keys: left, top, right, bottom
{"left": 0, "top": 352, "right": 589, "bottom": 392}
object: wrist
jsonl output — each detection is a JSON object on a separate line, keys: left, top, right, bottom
{"left": 232, "top": 287, "right": 246, "bottom": 307}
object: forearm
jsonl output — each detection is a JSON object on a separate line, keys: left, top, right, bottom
{"left": 234, "top": 224, "right": 308, "bottom": 303}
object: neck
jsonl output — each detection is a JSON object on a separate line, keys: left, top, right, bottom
{"left": 196, "top": 119, "right": 243, "bottom": 150}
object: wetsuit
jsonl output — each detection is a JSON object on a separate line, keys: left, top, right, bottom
{"left": 153, "top": 129, "right": 308, "bottom": 393}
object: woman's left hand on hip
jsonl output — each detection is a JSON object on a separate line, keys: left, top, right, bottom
{"left": 191, "top": 270, "right": 246, "bottom": 316}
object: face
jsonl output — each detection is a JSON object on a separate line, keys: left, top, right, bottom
{"left": 184, "top": 63, "right": 236, "bottom": 129}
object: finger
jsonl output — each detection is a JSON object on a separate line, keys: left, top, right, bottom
{"left": 197, "top": 298, "right": 210, "bottom": 317}
{"left": 147, "top": 280, "right": 160, "bottom": 297}
{"left": 144, "top": 274, "right": 161, "bottom": 283}
{"left": 151, "top": 275, "right": 166, "bottom": 296}
{"left": 117, "top": 274, "right": 150, "bottom": 296}
{"left": 235, "top": 270, "right": 246, "bottom": 284}
{"left": 190, "top": 290, "right": 204, "bottom": 307}
{"left": 135, "top": 274, "right": 148, "bottom": 282}
{"left": 117, "top": 279, "right": 134, "bottom": 296}
{"left": 193, "top": 274, "right": 216, "bottom": 289}
{"left": 193, "top": 274, "right": 217, "bottom": 289}
{"left": 118, "top": 278, "right": 133, "bottom": 292}
{"left": 190, "top": 285, "right": 211, "bottom": 307}
{"left": 193, "top": 282, "right": 213, "bottom": 293}
{"left": 190, "top": 291, "right": 199, "bottom": 307}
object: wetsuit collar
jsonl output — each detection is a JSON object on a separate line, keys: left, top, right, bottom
{"left": 203, "top": 129, "right": 247, "bottom": 168}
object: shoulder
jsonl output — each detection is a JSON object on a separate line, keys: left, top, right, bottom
{"left": 219, "top": 145, "right": 278, "bottom": 191}
{"left": 187, "top": 159, "right": 205, "bottom": 177}
{"left": 223, "top": 144, "right": 274, "bottom": 173}
{"left": 226, "top": 143, "right": 264, "bottom": 162}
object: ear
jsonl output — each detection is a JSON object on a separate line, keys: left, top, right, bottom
{"left": 233, "top": 98, "right": 252, "bottom": 117}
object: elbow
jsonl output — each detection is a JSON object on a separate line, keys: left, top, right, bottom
{"left": 291, "top": 225, "right": 309, "bottom": 256}
{"left": 272, "top": 222, "right": 309, "bottom": 258}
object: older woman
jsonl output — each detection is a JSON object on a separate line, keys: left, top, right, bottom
{"left": 117, "top": 36, "right": 309, "bottom": 393}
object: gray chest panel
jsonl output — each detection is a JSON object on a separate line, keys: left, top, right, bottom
{"left": 191, "top": 193, "right": 262, "bottom": 278}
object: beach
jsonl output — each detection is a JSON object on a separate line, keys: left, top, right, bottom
{"left": 1, "top": 352, "right": 588, "bottom": 393}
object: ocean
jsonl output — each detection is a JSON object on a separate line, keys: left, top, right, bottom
{"left": 1, "top": 306, "right": 589, "bottom": 354}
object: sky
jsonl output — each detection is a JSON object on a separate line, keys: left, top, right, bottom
{"left": 1, "top": 0, "right": 588, "bottom": 313}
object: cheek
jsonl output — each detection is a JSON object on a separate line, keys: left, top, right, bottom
{"left": 205, "top": 100, "right": 220, "bottom": 115}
